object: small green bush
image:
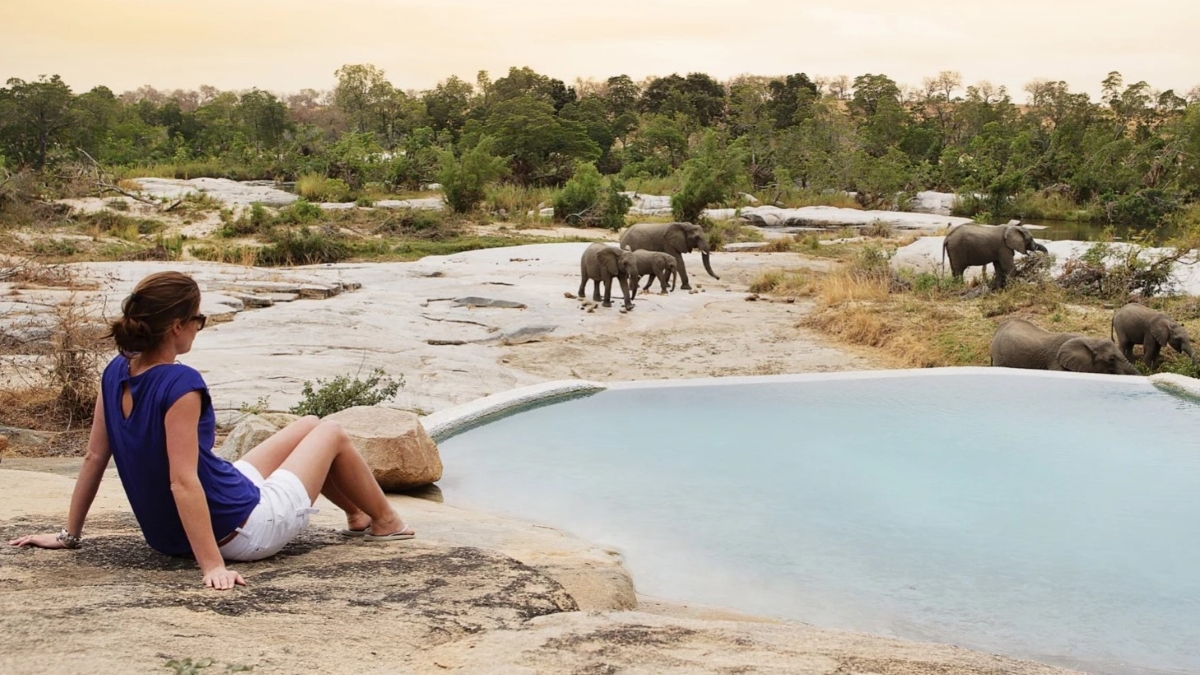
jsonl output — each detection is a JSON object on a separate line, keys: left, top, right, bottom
{"left": 295, "top": 173, "right": 352, "bottom": 202}
{"left": 373, "top": 209, "right": 449, "bottom": 237}
{"left": 258, "top": 226, "right": 349, "bottom": 266}
{"left": 288, "top": 367, "right": 403, "bottom": 417}
{"left": 438, "top": 139, "right": 508, "bottom": 214}
{"left": 552, "top": 162, "right": 631, "bottom": 230}
{"left": 275, "top": 198, "right": 323, "bottom": 226}
{"left": 218, "top": 203, "right": 273, "bottom": 237}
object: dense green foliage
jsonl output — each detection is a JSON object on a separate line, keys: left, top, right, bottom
{"left": 2, "top": 66, "right": 1199, "bottom": 227}
{"left": 552, "top": 162, "right": 631, "bottom": 229}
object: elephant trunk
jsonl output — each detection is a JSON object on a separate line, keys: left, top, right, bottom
{"left": 1117, "top": 358, "right": 1140, "bottom": 376}
{"left": 701, "top": 251, "right": 719, "bottom": 280}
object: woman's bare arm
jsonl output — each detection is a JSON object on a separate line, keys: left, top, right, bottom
{"left": 165, "top": 391, "right": 244, "bottom": 590}
{"left": 8, "top": 393, "right": 111, "bottom": 549}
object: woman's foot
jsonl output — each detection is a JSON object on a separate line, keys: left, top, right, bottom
{"left": 364, "top": 512, "right": 415, "bottom": 540}
{"left": 337, "top": 511, "right": 373, "bottom": 537}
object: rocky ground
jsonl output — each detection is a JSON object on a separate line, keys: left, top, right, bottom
{"left": 0, "top": 466, "right": 1076, "bottom": 675}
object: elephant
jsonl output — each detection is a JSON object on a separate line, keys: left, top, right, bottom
{"left": 942, "top": 222, "right": 1043, "bottom": 289}
{"left": 579, "top": 243, "right": 637, "bottom": 309}
{"left": 1111, "top": 302, "right": 1196, "bottom": 370}
{"left": 627, "top": 250, "right": 677, "bottom": 298}
{"left": 618, "top": 222, "right": 718, "bottom": 291}
{"left": 990, "top": 318, "right": 1139, "bottom": 375}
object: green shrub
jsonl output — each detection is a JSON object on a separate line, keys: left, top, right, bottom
{"left": 274, "top": 198, "right": 323, "bottom": 226}
{"left": 1056, "top": 242, "right": 1175, "bottom": 300}
{"left": 288, "top": 367, "right": 403, "bottom": 417}
{"left": 258, "top": 226, "right": 349, "bottom": 265}
{"left": 373, "top": 209, "right": 449, "bottom": 237}
{"left": 552, "top": 162, "right": 631, "bottom": 230}
{"left": 438, "top": 139, "right": 507, "bottom": 214}
{"left": 295, "top": 173, "right": 352, "bottom": 202}
{"left": 671, "top": 131, "right": 745, "bottom": 223}
{"left": 218, "top": 203, "right": 273, "bottom": 237}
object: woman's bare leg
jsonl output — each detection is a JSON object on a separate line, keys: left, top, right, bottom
{"left": 237, "top": 415, "right": 370, "bottom": 530}
{"left": 277, "top": 420, "right": 411, "bottom": 536}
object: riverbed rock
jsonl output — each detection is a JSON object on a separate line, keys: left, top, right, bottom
{"left": 132, "top": 177, "right": 298, "bottom": 207}
{"left": 217, "top": 414, "right": 280, "bottom": 461}
{"left": 452, "top": 296, "right": 528, "bottom": 309}
{"left": 324, "top": 406, "right": 442, "bottom": 490}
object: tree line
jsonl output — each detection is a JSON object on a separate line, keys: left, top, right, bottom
{"left": 2, "top": 66, "right": 1198, "bottom": 225}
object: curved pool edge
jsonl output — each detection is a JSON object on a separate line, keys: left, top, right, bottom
{"left": 603, "top": 365, "right": 1156, "bottom": 390}
{"left": 1149, "top": 372, "right": 1200, "bottom": 402}
{"left": 422, "top": 380, "right": 608, "bottom": 442}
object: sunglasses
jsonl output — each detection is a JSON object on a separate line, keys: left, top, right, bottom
{"left": 191, "top": 314, "right": 207, "bottom": 331}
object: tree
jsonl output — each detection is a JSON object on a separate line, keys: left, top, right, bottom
{"left": 479, "top": 95, "right": 600, "bottom": 186}
{"left": 0, "top": 75, "right": 75, "bottom": 168}
{"left": 640, "top": 72, "right": 727, "bottom": 127}
{"left": 237, "top": 90, "right": 288, "bottom": 149}
{"left": 671, "top": 131, "right": 746, "bottom": 222}
{"left": 333, "top": 64, "right": 393, "bottom": 136}
{"left": 766, "top": 73, "right": 819, "bottom": 128}
{"left": 423, "top": 75, "right": 474, "bottom": 138}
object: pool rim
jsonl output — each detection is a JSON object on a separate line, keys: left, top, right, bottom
{"left": 421, "top": 367, "right": 1197, "bottom": 442}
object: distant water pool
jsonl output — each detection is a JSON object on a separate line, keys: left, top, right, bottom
{"left": 437, "top": 370, "right": 1200, "bottom": 674}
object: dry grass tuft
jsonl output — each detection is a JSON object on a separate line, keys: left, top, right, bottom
{"left": 748, "top": 268, "right": 815, "bottom": 296}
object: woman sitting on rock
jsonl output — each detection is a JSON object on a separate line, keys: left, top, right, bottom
{"left": 9, "top": 271, "right": 414, "bottom": 590}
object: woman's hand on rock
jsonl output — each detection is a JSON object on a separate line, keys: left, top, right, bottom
{"left": 202, "top": 566, "right": 246, "bottom": 591}
{"left": 8, "top": 533, "right": 66, "bottom": 549}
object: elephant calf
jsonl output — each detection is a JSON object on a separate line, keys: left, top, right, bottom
{"left": 942, "top": 222, "right": 1043, "bottom": 289}
{"left": 579, "top": 243, "right": 637, "bottom": 309}
{"left": 990, "top": 318, "right": 1139, "bottom": 375}
{"left": 628, "top": 250, "right": 677, "bottom": 298}
{"left": 1112, "top": 303, "right": 1196, "bottom": 370}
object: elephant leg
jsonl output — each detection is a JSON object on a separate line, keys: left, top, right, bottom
{"left": 1118, "top": 339, "right": 1135, "bottom": 363}
{"left": 602, "top": 276, "right": 613, "bottom": 307}
{"left": 674, "top": 252, "right": 690, "bottom": 290}
{"left": 592, "top": 278, "right": 602, "bottom": 302}
{"left": 617, "top": 275, "right": 633, "bottom": 309}
{"left": 642, "top": 274, "right": 653, "bottom": 292}
{"left": 658, "top": 271, "right": 669, "bottom": 294}
{"left": 1144, "top": 339, "right": 1161, "bottom": 369}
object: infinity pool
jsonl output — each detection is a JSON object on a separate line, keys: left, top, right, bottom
{"left": 437, "top": 370, "right": 1200, "bottom": 674}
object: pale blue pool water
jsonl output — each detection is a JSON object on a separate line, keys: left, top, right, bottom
{"left": 437, "top": 371, "right": 1200, "bottom": 674}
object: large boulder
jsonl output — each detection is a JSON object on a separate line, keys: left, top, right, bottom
{"left": 217, "top": 414, "right": 281, "bottom": 461}
{"left": 325, "top": 406, "right": 442, "bottom": 490}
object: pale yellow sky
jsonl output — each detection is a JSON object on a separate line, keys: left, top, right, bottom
{"left": 2, "top": 0, "right": 1197, "bottom": 99}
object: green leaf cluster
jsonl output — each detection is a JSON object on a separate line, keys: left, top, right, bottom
{"left": 288, "top": 367, "right": 403, "bottom": 418}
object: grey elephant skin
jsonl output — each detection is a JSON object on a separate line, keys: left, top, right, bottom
{"left": 942, "top": 223, "right": 1042, "bottom": 288}
{"left": 990, "top": 318, "right": 1139, "bottom": 374}
{"left": 579, "top": 243, "right": 637, "bottom": 309}
{"left": 1111, "top": 303, "right": 1196, "bottom": 369}
{"left": 619, "top": 222, "right": 717, "bottom": 291}
{"left": 628, "top": 250, "right": 677, "bottom": 298}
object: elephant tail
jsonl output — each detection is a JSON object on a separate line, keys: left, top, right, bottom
{"left": 940, "top": 238, "right": 947, "bottom": 277}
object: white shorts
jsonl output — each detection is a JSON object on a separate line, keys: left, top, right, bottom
{"left": 218, "top": 460, "right": 318, "bottom": 562}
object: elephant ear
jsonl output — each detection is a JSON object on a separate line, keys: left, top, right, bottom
{"left": 1003, "top": 226, "right": 1028, "bottom": 254}
{"left": 1057, "top": 338, "right": 1096, "bottom": 372}
{"left": 1151, "top": 319, "right": 1171, "bottom": 347}
{"left": 666, "top": 223, "right": 691, "bottom": 253}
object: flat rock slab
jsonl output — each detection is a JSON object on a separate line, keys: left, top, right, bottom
{"left": 730, "top": 205, "right": 971, "bottom": 231}
{"left": 132, "top": 178, "right": 298, "bottom": 207}
{"left": 451, "top": 297, "right": 528, "bottom": 309}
